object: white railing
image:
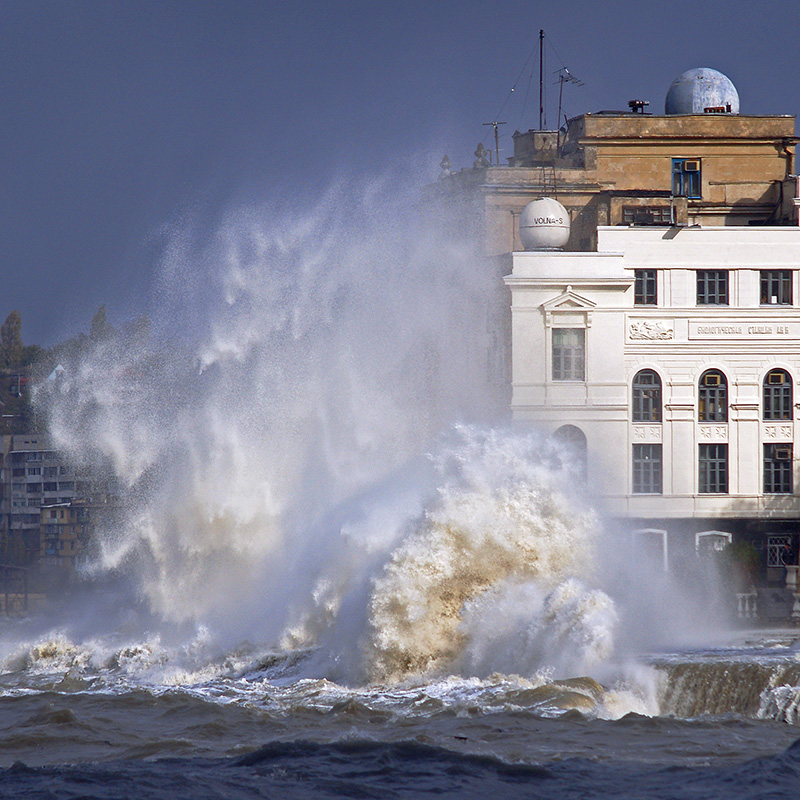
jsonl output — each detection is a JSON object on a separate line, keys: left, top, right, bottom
{"left": 736, "top": 592, "right": 758, "bottom": 619}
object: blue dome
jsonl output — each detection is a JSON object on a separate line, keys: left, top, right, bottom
{"left": 665, "top": 68, "right": 739, "bottom": 115}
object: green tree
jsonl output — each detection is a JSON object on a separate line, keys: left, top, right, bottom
{"left": 0, "top": 310, "right": 23, "bottom": 369}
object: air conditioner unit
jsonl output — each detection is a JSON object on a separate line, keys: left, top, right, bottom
{"left": 768, "top": 372, "right": 786, "bottom": 385}
{"left": 775, "top": 447, "right": 792, "bottom": 461}
{"left": 683, "top": 160, "right": 700, "bottom": 172}
{"left": 704, "top": 373, "right": 721, "bottom": 386}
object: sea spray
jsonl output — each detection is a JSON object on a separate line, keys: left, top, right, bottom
{"left": 30, "top": 176, "right": 652, "bottom": 688}
{"left": 38, "top": 176, "right": 505, "bottom": 629}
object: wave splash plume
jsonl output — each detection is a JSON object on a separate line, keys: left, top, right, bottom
{"left": 26, "top": 175, "right": 627, "bottom": 691}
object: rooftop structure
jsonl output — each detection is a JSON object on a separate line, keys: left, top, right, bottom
{"left": 665, "top": 67, "right": 740, "bottom": 115}
{"left": 431, "top": 67, "right": 797, "bottom": 254}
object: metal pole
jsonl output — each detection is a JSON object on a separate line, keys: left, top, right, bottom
{"left": 539, "top": 29, "right": 544, "bottom": 130}
{"left": 482, "top": 121, "right": 507, "bottom": 168}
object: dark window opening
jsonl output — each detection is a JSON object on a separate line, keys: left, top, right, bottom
{"left": 699, "top": 443, "right": 728, "bottom": 493}
{"left": 763, "top": 369, "right": 793, "bottom": 420}
{"left": 632, "top": 369, "right": 662, "bottom": 422}
{"left": 623, "top": 207, "right": 672, "bottom": 226}
{"left": 672, "top": 158, "right": 701, "bottom": 198}
{"left": 699, "top": 370, "right": 728, "bottom": 422}
{"left": 760, "top": 270, "right": 792, "bottom": 305}
{"left": 764, "top": 443, "right": 793, "bottom": 494}
{"left": 697, "top": 270, "right": 728, "bottom": 305}
{"left": 633, "top": 444, "right": 663, "bottom": 494}
{"left": 634, "top": 270, "right": 657, "bottom": 305}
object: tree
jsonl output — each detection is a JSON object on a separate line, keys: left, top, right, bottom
{"left": 0, "top": 310, "right": 23, "bottom": 369}
{"left": 90, "top": 304, "right": 112, "bottom": 342}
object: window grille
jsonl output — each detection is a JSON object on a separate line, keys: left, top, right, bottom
{"left": 763, "top": 369, "right": 793, "bottom": 420}
{"left": 699, "top": 443, "right": 728, "bottom": 493}
{"left": 764, "top": 443, "right": 793, "bottom": 494}
{"left": 632, "top": 369, "right": 662, "bottom": 422}
{"left": 552, "top": 328, "right": 585, "bottom": 381}
{"left": 699, "top": 370, "right": 728, "bottom": 421}
{"left": 634, "top": 270, "right": 657, "bottom": 305}
{"left": 767, "top": 535, "right": 792, "bottom": 567}
{"left": 633, "top": 444, "right": 663, "bottom": 494}
{"left": 760, "top": 270, "right": 792, "bottom": 305}
{"left": 623, "top": 207, "right": 672, "bottom": 226}
{"left": 697, "top": 270, "right": 728, "bottom": 305}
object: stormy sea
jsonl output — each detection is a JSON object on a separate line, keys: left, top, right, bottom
{"left": 2, "top": 180, "right": 800, "bottom": 798}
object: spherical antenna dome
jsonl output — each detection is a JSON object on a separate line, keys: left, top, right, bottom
{"left": 519, "top": 197, "right": 570, "bottom": 250}
{"left": 665, "top": 67, "right": 739, "bottom": 115}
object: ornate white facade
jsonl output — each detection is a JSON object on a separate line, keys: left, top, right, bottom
{"left": 506, "top": 225, "right": 800, "bottom": 529}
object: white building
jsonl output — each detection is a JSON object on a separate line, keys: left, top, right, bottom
{"left": 506, "top": 219, "right": 800, "bottom": 592}
{"left": 433, "top": 64, "right": 800, "bottom": 608}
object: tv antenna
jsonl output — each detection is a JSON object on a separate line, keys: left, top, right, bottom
{"left": 482, "top": 121, "right": 507, "bottom": 166}
{"left": 555, "top": 67, "right": 583, "bottom": 148}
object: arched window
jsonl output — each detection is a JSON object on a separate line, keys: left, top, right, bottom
{"left": 763, "top": 369, "right": 793, "bottom": 420}
{"left": 552, "top": 425, "right": 587, "bottom": 479}
{"left": 698, "top": 370, "right": 727, "bottom": 422}
{"left": 632, "top": 369, "right": 662, "bottom": 422}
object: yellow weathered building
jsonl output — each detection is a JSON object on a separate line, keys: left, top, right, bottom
{"left": 432, "top": 67, "right": 796, "bottom": 255}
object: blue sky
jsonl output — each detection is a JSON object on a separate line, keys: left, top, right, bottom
{"left": 2, "top": 0, "right": 798, "bottom": 343}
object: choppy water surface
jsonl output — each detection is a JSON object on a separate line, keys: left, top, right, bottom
{"left": 8, "top": 183, "right": 799, "bottom": 797}
{"left": 2, "top": 628, "right": 800, "bottom": 798}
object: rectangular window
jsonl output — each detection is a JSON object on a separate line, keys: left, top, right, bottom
{"left": 699, "top": 444, "right": 728, "bottom": 493}
{"left": 767, "top": 535, "right": 792, "bottom": 567}
{"left": 672, "top": 158, "right": 701, "bottom": 198}
{"left": 764, "top": 444, "right": 793, "bottom": 494}
{"left": 697, "top": 270, "right": 728, "bottom": 305}
{"left": 633, "top": 444, "right": 662, "bottom": 494}
{"left": 760, "top": 270, "right": 792, "bottom": 305}
{"left": 623, "top": 207, "right": 672, "bottom": 226}
{"left": 552, "top": 328, "right": 585, "bottom": 381}
{"left": 634, "top": 270, "right": 657, "bottom": 305}
{"left": 26, "top": 467, "right": 41, "bottom": 476}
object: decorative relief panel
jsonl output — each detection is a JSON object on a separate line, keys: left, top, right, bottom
{"left": 763, "top": 424, "right": 794, "bottom": 441}
{"left": 628, "top": 320, "right": 674, "bottom": 340}
{"left": 632, "top": 425, "right": 662, "bottom": 443}
{"left": 698, "top": 425, "right": 728, "bottom": 442}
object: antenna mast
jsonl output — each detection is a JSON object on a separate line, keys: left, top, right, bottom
{"left": 556, "top": 67, "right": 583, "bottom": 149}
{"left": 538, "top": 29, "right": 544, "bottom": 130}
{"left": 483, "top": 121, "right": 507, "bottom": 167}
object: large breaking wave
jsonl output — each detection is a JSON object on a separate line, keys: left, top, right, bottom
{"left": 21, "top": 175, "right": 723, "bottom": 690}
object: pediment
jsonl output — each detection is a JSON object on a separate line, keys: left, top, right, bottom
{"left": 540, "top": 288, "right": 597, "bottom": 312}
